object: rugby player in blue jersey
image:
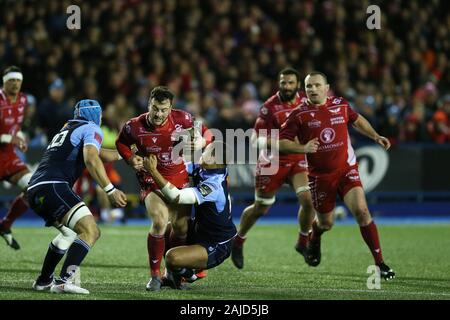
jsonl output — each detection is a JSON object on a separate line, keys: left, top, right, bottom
{"left": 143, "top": 141, "right": 236, "bottom": 289}
{"left": 27, "top": 99, "right": 127, "bottom": 294}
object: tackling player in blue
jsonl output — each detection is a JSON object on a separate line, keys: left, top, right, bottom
{"left": 28, "top": 99, "right": 127, "bottom": 294}
{"left": 143, "top": 140, "right": 237, "bottom": 289}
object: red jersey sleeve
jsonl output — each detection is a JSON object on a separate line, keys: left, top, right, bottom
{"left": 253, "top": 104, "right": 273, "bottom": 135}
{"left": 337, "top": 97, "right": 358, "bottom": 123}
{"left": 201, "top": 122, "right": 213, "bottom": 146}
{"left": 279, "top": 109, "right": 300, "bottom": 141}
{"left": 347, "top": 104, "right": 359, "bottom": 123}
{"left": 115, "top": 120, "right": 134, "bottom": 162}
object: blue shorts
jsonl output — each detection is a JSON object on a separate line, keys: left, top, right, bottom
{"left": 27, "top": 182, "right": 83, "bottom": 227}
{"left": 187, "top": 220, "right": 234, "bottom": 269}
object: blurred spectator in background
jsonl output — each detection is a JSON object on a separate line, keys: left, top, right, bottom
{"left": 37, "top": 78, "right": 72, "bottom": 143}
{"left": 427, "top": 94, "right": 450, "bottom": 143}
{"left": 0, "top": 0, "right": 448, "bottom": 145}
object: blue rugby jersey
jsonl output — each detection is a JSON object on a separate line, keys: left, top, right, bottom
{"left": 29, "top": 120, "right": 103, "bottom": 188}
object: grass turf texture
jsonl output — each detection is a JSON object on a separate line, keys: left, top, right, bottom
{"left": 1, "top": 224, "right": 449, "bottom": 300}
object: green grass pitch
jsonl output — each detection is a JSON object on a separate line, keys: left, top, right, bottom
{"left": 1, "top": 223, "right": 449, "bottom": 300}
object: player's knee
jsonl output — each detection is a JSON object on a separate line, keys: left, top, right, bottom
{"left": 151, "top": 216, "right": 168, "bottom": 232}
{"left": 318, "top": 219, "right": 333, "bottom": 231}
{"left": 353, "top": 206, "right": 371, "bottom": 224}
{"left": 165, "top": 250, "right": 181, "bottom": 269}
{"left": 299, "top": 196, "right": 314, "bottom": 214}
{"left": 85, "top": 223, "right": 101, "bottom": 243}
{"left": 252, "top": 203, "right": 270, "bottom": 217}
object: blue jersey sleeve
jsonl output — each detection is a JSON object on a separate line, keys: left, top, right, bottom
{"left": 83, "top": 123, "right": 103, "bottom": 152}
{"left": 192, "top": 177, "right": 222, "bottom": 205}
{"left": 71, "top": 122, "right": 103, "bottom": 153}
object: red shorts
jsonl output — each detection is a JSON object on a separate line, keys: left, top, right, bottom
{"left": 255, "top": 155, "right": 308, "bottom": 194}
{"left": 309, "top": 164, "right": 363, "bottom": 214}
{"left": 138, "top": 169, "right": 190, "bottom": 201}
{"left": 0, "top": 151, "right": 28, "bottom": 181}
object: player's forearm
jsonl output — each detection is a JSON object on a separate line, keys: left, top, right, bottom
{"left": 115, "top": 138, "right": 133, "bottom": 163}
{"left": 100, "top": 148, "right": 122, "bottom": 162}
{"left": 279, "top": 139, "right": 306, "bottom": 154}
{"left": 85, "top": 155, "right": 112, "bottom": 189}
{"left": 148, "top": 168, "right": 169, "bottom": 190}
{"left": 160, "top": 183, "right": 197, "bottom": 204}
{"left": 352, "top": 115, "right": 380, "bottom": 141}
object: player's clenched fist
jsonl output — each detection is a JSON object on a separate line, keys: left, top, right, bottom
{"left": 11, "top": 135, "right": 28, "bottom": 152}
{"left": 108, "top": 189, "right": 128, "bottom": 208}
{"left": 129, "top": 154, "right": 144, "bottom": 171}
{"left": 143, "top": 154, "right": 158, "bottom": 173}
{"left": 375, "top": 135, "right": 391, "bottom": 150}
{"left": 304, "top": 137, "right": 319, "bottom": 153}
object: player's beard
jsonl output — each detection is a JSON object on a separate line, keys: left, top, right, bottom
{"left": 280, "top": 89, "right": 296, "bottom": 102}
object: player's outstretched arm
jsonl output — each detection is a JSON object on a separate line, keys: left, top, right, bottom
{"left": 143, "top": 155, "right": 197, "bottom": 204}
{"left": 279, "top": 138, "right": 319, "bottom": 154}
{"left": 83, "top": 145, "right": 127, "bottom": 207}
{"left": 352, "top": 115, "right": 391, "bottom": 150}
{"left": 99, "top": 148, "right": 122, "bottom": 162}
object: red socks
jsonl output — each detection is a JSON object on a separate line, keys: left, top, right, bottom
{"left": 1, "top": 195, "right": 28, "bottom": 230}
{"left": 310, "top": 220, "right": 325, "bottom": 242}
{"left": 233, "top": 234, "right": 246, "bottom": 247}
{"left": 360, "top": 221, "right": 384, "bottom": 265}
{"left": 297, "top": 231, "right": 311, "bottom": 248}
{"left": 147, "top": 233, "right": 165, "bottom": 277}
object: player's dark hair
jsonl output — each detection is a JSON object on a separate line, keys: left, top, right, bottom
{"left": 150, "top": 86, "right": 174, "bottom": 104}
{"left": 306, "top": 71, "right": 328, "bottom": 84}
{"left": 279, "top": 67, "right": 301, "bottom": 82}
{"left": 3, "top": 66, "right": 21, "bottom": 75}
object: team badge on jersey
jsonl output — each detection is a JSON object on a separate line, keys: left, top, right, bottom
{"left": 198, "top": 183, "right": 213, "bottom": 197}
{"left": 94, "top": 132, "right": 102, "bottom": 144}
{"left": 320, "top": 128, "right": 336, "bottom": 143}
{"left": 260, "top": 107, "right": 268, "bottom": 115}
{"left": 328, "top": 107, "right": 341, "bottom": 114}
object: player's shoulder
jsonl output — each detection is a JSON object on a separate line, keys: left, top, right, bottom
{"left": 0, "top": 89, "right": 7, "bottom": 104}
{"left": 170, "top": 109, "right": 194, "bottom": 128}
{"left": 327, "top": 96, "right": 350, "bottom": 107}
{"left": 72, "top": 120, "right": 102, "bottom": 134}
{"left": 123, "top": 113, "right": 147, "bottom": 130}
{"left": 18, "top": 92, "right": 27, "bottom": 105}
{"left": 263, "top": 93, "right": 281, "bottom": 109}
{"left": 171, "top": 108, "right": 193, "bottom": 122}
{"left": 259, "top": 93, "right": 280, "bottom": 116}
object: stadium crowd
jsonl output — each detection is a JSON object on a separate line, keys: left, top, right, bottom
{"left": 1, "top": 0, "right": 449, "bottom": 146}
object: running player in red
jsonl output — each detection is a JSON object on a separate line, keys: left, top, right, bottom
{"left": 231, "top": 68, "right": 317, "bottom": 269}
{"left": 0, "top": 66, "right": 33, "bottom": 250}
{"left": 279, "top": 72, "right": 395, "bottom": 280}
{"left": 116, "top": 86, "right": 211, "bottom": 291}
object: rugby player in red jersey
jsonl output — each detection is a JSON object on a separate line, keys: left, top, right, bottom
{"left": 0, "top": 66, "right": 33, "bottom": 250}
{"left": 279, "top": 72, "right": 395, "bottom": 280}
{"left": 231, "top": 68, "right": 317, "bottom": 269}
{"left": 116, "top": 86, "right": 211, "bottom": 291}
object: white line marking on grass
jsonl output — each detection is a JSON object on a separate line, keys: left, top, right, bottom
{"left": 3, "top": 280, "right": 450, "bottom": 298}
